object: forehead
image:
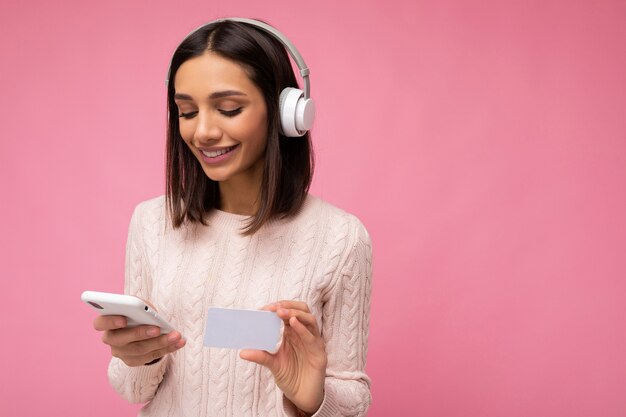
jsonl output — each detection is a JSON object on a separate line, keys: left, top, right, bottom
{"left": 174, "top": 52, "right": 258, "bottom": 97}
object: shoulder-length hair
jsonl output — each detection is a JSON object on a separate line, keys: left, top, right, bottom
{"left": 165, "top": 19, "right": 314, "bottom": 235}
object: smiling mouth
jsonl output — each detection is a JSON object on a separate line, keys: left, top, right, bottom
{"left": 200, "top": 145, "right": 238, "bottom": 158}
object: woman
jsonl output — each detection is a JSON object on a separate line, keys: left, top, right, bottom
{"left": 93, "top": 18, "right": 373, "bottom": 417}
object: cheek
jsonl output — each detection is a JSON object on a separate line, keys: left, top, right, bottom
{"left": 248, "top": 121, "right": 268, "bottom": 154}
{"left": 178, "top": 123, "right": 194, "bottom": 143}
{"left": 230, "top": 110, "right": 268, "bottom": 147}
{"left": 242, "top": 106, "right": 266, "bottom": 132}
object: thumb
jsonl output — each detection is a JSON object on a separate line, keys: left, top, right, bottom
{"left": 239, "top": 349, "right": 275, "bottom": 371}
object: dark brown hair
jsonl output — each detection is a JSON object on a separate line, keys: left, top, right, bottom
{"left": 165, "top": 19, "right": 314, "bottom": 235}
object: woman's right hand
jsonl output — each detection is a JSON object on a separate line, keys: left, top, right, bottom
{"left": 93, "top": 315, "right": 186, "bottom": 367}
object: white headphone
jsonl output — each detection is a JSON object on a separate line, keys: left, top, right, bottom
{"left": 165, "top": 17, "right": 316, "bottom": 138}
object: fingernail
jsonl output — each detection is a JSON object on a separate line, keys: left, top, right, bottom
{"left": 147, "top": 327, "right": 158, "bottom": 337}
{"left": 279, "top": 308, "right": 289, "bottom": 315}
{"left": 167, "top": 333, "right": 179, "bottom": 342}
{"left": 176, "top": 339, "right": 185, "bottom": 348}
{"left": 115, "top": 318, "right": 125, "bottom": 327}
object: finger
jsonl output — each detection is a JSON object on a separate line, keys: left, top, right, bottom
{"left": 94, "top": 315, "right": 127, "bottom": 331}
{"left": 239, "top": 349, "right": 276, "bottom": 371}
{"left": 103, "top": 326, "right": 172, "bottom": 347}
{"left": 121, "top": 337, "right": 186, "bottom": 367}
{"left": 288, "top": 316, "right": 317, "bottom": 345}
{"left": 274, "top": 300, "right": 310, "bottom": 313}
{"left": 276, "top": 308, "right": 320, "bottom": 337}
{"left": 111, "top": 331, "right": 183, "bottom": 357}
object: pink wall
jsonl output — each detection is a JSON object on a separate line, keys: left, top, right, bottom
{"left": 1, "top": 0, "right": 624, "bottom": 415}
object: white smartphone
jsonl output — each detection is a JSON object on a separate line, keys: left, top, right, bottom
{"left": 81, "top": 291, "right": 175, "bottom": 334}
{"left": 204, "top": 307, "right": 284, "bottom": 353}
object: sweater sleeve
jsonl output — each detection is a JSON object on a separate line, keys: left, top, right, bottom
{"left": 107, "top": 203, "right": 168, "bottom": 404}
{"left": 285, "top": 216, "right": 374, "bottom": 417}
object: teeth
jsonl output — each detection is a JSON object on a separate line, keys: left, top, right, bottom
{"left": 201, "top": 146, "right": 235, "bottom": 158}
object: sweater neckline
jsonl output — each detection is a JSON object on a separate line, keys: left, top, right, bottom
{"left": 205, "top": 207, "right": 251, "bottom": 231}
{"left": 202, "top": 194, "right": 318, "bottom": 232}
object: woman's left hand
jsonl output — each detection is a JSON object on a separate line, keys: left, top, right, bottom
{"left": 240, "top": 300, "right": 327, "bottom": 415}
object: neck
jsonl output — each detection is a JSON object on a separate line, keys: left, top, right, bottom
{"left": 218, "top": 162, "right": 263, "bottom": 216}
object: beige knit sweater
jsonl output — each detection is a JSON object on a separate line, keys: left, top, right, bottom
{"left": 108, "top": 194, "right": 373, "bottom": 417}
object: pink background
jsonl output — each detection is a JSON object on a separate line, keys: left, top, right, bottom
{"left": 1, "top": 0, "right": 625, "bottom": 415}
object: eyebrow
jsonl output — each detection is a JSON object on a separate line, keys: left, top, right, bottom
{"left": 174, "top": 90, "right": 247, "bottom": 100}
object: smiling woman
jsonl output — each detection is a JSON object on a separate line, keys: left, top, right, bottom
{"left": 90, "top": 18, "right": 373, "bottom": 417}
{"left": 173, "top": 52, "right": 269, "bottom": 206}
{"left": 166, "top": 19, "right": 314, "bottom": 235}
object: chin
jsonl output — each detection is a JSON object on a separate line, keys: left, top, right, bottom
{"left": 201, "top": 169, "right": 230, "bottom": 182}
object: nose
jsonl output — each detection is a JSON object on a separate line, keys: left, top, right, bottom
{"left": 193, "top": 110, "right": 223, "bottom": 143}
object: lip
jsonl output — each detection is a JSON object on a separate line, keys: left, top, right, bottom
{"left": 198, "top": 144, "right": 239, "bottom": 165}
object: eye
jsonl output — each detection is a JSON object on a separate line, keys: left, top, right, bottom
{"left": 220, "top": 107, "right": 243, "bottom": 118}
{"left": 178, "top": 108, "right": 243, "bottom": 119}
{"left": 178, "top": 111, "right": 198, "bottom": 119}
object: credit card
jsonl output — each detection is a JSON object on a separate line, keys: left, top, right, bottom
{"left": 203, "top": 307, "right": 284, "bottom": 353}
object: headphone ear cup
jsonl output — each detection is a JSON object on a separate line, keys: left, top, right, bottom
{"left": 279, "top": 87, "right": 316, "bottom": 137}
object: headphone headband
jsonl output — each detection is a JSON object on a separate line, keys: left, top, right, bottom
{"left": 165, "top": 17, "right": 311, "bottom": 100}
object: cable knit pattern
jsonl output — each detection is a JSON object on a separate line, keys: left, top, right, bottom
{"left": 107, "top": 193, "right": 373, "bottom": 417}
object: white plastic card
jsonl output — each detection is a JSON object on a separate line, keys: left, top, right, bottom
{"left": 203, "top": 307, "right": 284, "bottom": 352}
